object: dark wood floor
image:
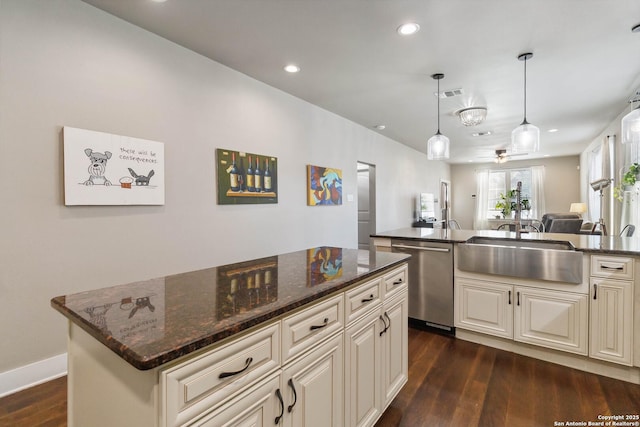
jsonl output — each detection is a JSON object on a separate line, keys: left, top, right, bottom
{"left": 1, "top": 328, "right": 639, "bottom": 427}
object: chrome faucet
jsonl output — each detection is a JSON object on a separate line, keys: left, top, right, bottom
{"left": 514, "top": 181, "right": 523, "bottom": 238}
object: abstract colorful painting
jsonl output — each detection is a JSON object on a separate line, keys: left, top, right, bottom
{"left": 307, "top": 165, "right": 342, "bottom": 206}
{"left": 307, "top": 247, "right": 343, "bottom": 286}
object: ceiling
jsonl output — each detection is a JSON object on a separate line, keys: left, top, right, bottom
{"left": 82, "top": 0, "right": 640, "bottom": 164}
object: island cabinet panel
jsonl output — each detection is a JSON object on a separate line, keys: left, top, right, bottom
{"left": 344, "top": 307, "right": 383, "bottom": 427}
{"left": 514, "top": 287, "right": 588, "bottom": 355}
{"left": 590, "top": 278, "right": 634, "bottom": 365}
{"left": 344, "top": 271, "right": 408, "bottom": 427}
{"left": 454, "top": 278, "right": 513, "bottom": 339}
{"left": 281, "top": 332, "right": 344, "bottom": 427}
{"left": 281, "top": 294, "right": 344, "bottom": 364}
{"left": 380, "top": 290, "right": 409, "bottom": 408}
{"left": 161, "top": 322, "right": 281, "bottom": 427}
{"left": 187, "top": 373, "right": 280, "bottom": 427}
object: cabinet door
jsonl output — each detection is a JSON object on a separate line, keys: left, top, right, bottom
{"left": 188, "top": 373, "right": 280, "bottom": 427}
{"left": 514, "top": 286, "right": 588, "bottom": 355}
{"left": 589, "top": 278, "right": 633, "bottom": 365}
{"left": 454, "top": 278, "right": 513, "bottom": 339}
{"left": 344, "top": 308, "right": 383, "bottom": 427}
{"left": 282, "top": 333, "right": 344, "bottom": 427}
{"left": 380, "top": 290, "right": 408, "bottom": 410}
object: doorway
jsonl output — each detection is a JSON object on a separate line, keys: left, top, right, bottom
{"left": 357, "top": 162, "right": 376, "bottom": 249}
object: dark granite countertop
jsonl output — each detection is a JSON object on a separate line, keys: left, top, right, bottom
{"left": 51, "top": 247, "right": 409, "bottom": 370}
{"left": 372, "top": 228, "right": 640, "bottom": 256}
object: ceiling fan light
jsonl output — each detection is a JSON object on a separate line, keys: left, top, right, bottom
{"left": 427, "top": 132, "right": 450, "bottom": 160}
{"left": 456, "top": 107, "right": 487, "bottom": 126}
{"left": 621, "top": 105, "right": 640, "bottom": 144}
{"left": 511, "top": 122, "right": 540, "bottom": 153}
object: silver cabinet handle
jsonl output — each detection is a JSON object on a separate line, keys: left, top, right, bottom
{"left": 391, "top": 244, "right": 450, "bottom": 253}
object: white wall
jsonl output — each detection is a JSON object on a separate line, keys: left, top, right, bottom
{"left": 0, "top": 0, "right": 448, "bottom": 378}
{"left": 450, "top": 156, "right": 581, "bottom": 229}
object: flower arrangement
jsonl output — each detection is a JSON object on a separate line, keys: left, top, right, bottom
{"left": 613, "top": 163, "right": 640, "bottom": 202}
{"left": 495, "top": 189, "right": 530, "bottom": 218}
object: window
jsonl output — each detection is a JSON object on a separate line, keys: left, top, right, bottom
{"left": 487, "top": 168, "right": 533, "bottom": 218}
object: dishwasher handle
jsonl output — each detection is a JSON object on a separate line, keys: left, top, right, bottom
{"left": 391, "top": 244, "right": 450, "bottom": 253}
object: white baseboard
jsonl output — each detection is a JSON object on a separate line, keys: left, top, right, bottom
{"left": 0, "top": 353, "right": 68, "bottom": 398}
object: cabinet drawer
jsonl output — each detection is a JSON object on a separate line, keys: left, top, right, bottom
{"left": 345, "top": 278, "right": 382, "bottom": 324}
{"left": 160, "top": 322, "right": 280, "bottom": 427}
{"left": 282, "top": 294, "right": 344, "bottom": 364}
{"left": 383, "top": 265, "right": 408, "bottom": 299}
{"left": 591, "top": 255, "right": 634, "bottom": 280}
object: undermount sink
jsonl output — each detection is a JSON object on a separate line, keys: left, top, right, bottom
{"left": 457, "top": 236, "right": 583, "bottom": 284}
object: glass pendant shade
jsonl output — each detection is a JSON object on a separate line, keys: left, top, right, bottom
{"left": 511, "top": 52, "right": 539, "bottom": 153}
{"left": 426, "top": 73, "right": 449, "bottom": 160}
{"left": 427, "top": 132, "right": 450, "bottom": 160}
{"left": 511, "top": 121, "right": 540, "bottom": 153}
{"left": 621, "top": 105, "right": 640, "bottom": 144}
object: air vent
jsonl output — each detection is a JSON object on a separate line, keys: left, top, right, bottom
{"left": 434, "top": 88, "right": 464, "bottom": 98}
{"left": 472, "top": 131, "right": 493, "bottom": 137}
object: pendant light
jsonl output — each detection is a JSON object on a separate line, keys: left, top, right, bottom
{"left": 621, "top": 100, "right": 640, "bottom": 144}
{"left": 427, "top": 73, "right": 450, "bottom": 160}
{"left": 511, "top": 53, "right": 540, "bottom": 153}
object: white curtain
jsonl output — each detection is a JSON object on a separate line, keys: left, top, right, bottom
{"left": 474, "top": 169, "right": 490, "bottom": 230}
{"left": 588, "top": 145, "right": 602, "bottom": 223}
{"left": 530, "top": 165, "right": 546, "bottom": 220}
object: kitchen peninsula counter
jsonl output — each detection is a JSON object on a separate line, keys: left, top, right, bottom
{"left": 51, "top": 247, "right": 409, "bottom": 370}
{"left": 372, "top": 227, "right": 640, "bottom": 256}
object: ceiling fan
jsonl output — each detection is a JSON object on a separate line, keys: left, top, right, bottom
{"left": 479, "top": 149, "right": 528, "bottom": 163}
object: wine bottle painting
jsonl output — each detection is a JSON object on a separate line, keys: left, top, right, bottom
{"left": 216, "top": 149, "right": 278, "bottom": 204}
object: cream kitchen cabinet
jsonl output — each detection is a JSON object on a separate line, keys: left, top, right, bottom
{"left": 344, "top": 271, "right": 408, "bottom": 427}
{"left": 56, "top": 249, "right": 410, "bottom": 427}
{"left": 589, "top": 254, "right": 635, "bottom": 366}
{"left": 514, "top": 286, "right": 588, "bottom": 355}
{"left": 455, "top": 277, "right": 588, "bottom": 355}
{"left": 188, "top": 373, "right": 281, "bottom": 427}
{"left": 455, "top": 278, "right": 513, "bottom": 339}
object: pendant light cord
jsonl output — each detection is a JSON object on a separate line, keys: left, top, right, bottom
{"left": 437, "top": 78, "right": 441, "bottom": 133}
{"left": 523, "top": 56, "right": 527, "bottom": 122}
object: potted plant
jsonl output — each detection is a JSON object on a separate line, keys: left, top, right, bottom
{"left": 614, "top": 162, "right": 640, "bottom": 201}
{"left": 495, "top": 190, "right": 531, "bottom": 218}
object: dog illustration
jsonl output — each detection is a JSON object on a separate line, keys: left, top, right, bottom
{"left": 128, "top": 168, "right": 155, "bottom": 186}
{"left": 83, "top": 148, "right": 112, "bottom": 186}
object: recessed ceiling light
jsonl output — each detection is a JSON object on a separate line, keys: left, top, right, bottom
{"left": 632, "top": 23, "right": 640, "bottom": 33}
{"left": 548, "top": 128, "right": 559, "bottom": 133}
{"left": 284, "top": 64, "right": 300, "bottom": 73}
{"left": 544, "top": 154, "right": 551, "bottom": 157}
{"left": 397, "top": 23, "right": 420, "bottom": 36}
{"left": 150, "top": 0, "right": 168, "bottom": 3}
{"left": 373, "top": 124, "right": 386, "bottom": 130}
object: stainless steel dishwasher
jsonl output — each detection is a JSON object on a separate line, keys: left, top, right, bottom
{"left": 391, "top": 240, "right": 454, "bottom": 332}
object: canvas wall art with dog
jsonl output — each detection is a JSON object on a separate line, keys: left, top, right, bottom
{"left": 63, "top": 127, "right": 165, "bottom": 205}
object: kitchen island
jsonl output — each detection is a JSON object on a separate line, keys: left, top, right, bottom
{"left": 372, "top": 228, "right": 640, "bottom": 384}
{"left": 52, "top": 247, "right": 410, "bottom": 427}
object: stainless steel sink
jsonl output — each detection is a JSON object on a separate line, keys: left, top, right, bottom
{"left": 457, "top": 236, "right": 583, "bottom": 284}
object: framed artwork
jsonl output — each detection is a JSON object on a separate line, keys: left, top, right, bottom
{"left": 307, "top": 164, "right": 342, "bottom": 206}
{"left": 216, "top": 149, "right": 278, "bottom": 204}
{"left": 307, "top": 247, "right": 343, "bottom": 287}
{"left": 63, "top": 127, "right": 165, "bottom": 205}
